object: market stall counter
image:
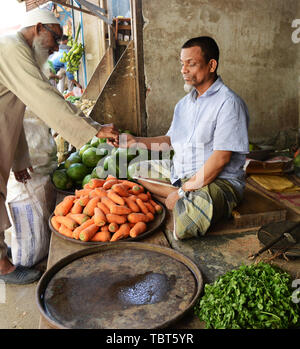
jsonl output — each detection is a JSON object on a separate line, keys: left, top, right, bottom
{"left": 38, "top": 182, "right": 300, "bottom": 329}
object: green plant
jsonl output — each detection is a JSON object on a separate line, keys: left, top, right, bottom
{"left": 194, "top": 262, "right": 300, "bottom": 329}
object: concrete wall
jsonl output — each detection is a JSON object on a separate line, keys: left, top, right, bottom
{"left": 74, "top": 0, "right": 107, "bottom": 87}
{"left": 142, "top": 0, "right": 300, "bottom": 145}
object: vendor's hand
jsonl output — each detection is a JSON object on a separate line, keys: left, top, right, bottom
{"left": 97, "top": 124, "right": 119, "bottom": 147}
{"left": 165, "top": 190, "right": 180, "bottom": 210}
{"left": 118, "top": 133, "right": 137, "bottom": 149}
{"left": 13, "top": 167, "right": 34, "bottom": 183}
{"left": 182, "top": 182, "right": 195, "bottom": 192}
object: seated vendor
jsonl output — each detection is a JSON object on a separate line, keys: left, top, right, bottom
{"left": 120, "top": 36, "right": 250, "bottom": 240}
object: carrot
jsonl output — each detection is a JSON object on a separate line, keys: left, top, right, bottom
{"left": 107, "top": 190, "right": 125, "bottom": 206}
{"left": 101, "top": 225, "right": 109, "bottom": 232}
{"left": 79, "top": 224, "right": 99, "bottom": 242}
{"left": 103, "top": 179, "right": 119, "bottom": 190}
{"left": 79, "top": 195, "right": 90, "bottom": 207}
{"left": 129, "top": 222, "right": 136, "bottom": 228}
{"left": 101, "top": 196, "right": 116, "bottom": 211}
{"left": 94, "top": 188, "right": 107, "bottom": 198}
{"left": 91, "top": 230, "right": 111, "bottom": 242}
{"left": 131, "top": 184, "right": 144, "bottom": 195}
{"left": 106, "top": 214, "right": 127, "bottom": 224}
{"left": 128, "top": 195, "right": 137, "bottom": 202}
{"left": 89, "top": 178, "right": 105, "bottom": 189}
{"left": 51, "top": 216, "right": 61, "bottom": 231}
{"left": 129, "top": 187, "right": 144, "bottom": 195}
{"left": 150, "top": 199, "right": 163, "bottom": 214}
{"left": 84, "top": 183, "right": 92, "bottom": 189}
{"left": 75, "top": 188, "right": 92, "bottom": 198}
{"left": 70, "top": 199, "right": 83, "bottom": 214}
{"left": 94, "top": 207, "right": 107, "bottom": 227}
{"left": 68, "top": 213, "right": 89, "bottom": 225}
{"left": 111, "top": 183, "right": 130, "bottom": 197}
{"left": 88, "top": 189, "right": 99, "bottom": 198}
{"left": 137, "top": 193, "right": 149, "bottom": 202}
{"left": 146, "top": 212, "right": 155, "bottom": 222}
{"left": 110, "top": 223, "right": 131, "bottom": 242}
{"left": 58, "top": 224, "right": 73, "bottom": 238}
{"left": 146, "top": 191, "right": 152, "bottom": 200}
{"left": 127, "top": 213, "right": 149, "bottom": 223}
{"left": 54, "top": 195, "right": 75, "bottom": 216}
{"left": 110, "top": 205, "right": 132, "bottom": 215}
{"left": 83, "top": 197, "right": 100, "bottom": 216}
{"left": 119, "top": 180, "right": 137, "bottom": 189}
{"left": 108, "top": 222, "right": 119, "bottom": 233}
{"left": 97, "top": 202, "right": 110, "bottom": 215}
{"left": 55, "top": 216, "right": 78, "bottom": 230}
{"left": 130, "top": 222, "right": 147, "bottom": 238}
{"left": 72, "top": 218, "right": 94, "bottom": 239}
{"left": 144, "top": 202, "right": 155, "bottom": 215}
{"left": 124, "top": 197, "right": 140, "bottom": 213}
{"left": 106, "top": 175, "right": 118, "bottom": 181}
{"left": 136, "top": 198, "right": 149, "bottom": 215}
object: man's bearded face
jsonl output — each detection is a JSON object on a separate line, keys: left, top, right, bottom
{"left": 32, "top": 31, "right": 51, "bottom": 72}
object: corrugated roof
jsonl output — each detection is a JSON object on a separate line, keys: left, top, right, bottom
{"left": 22, "top": 0, "right": 67, "bottom": 12}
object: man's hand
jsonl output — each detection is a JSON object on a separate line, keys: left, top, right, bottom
{"left": 13, "top": 167, "right": 34, "bottom": 183}
{"left": 97, "top": 124, "right": 119, "bottom": 147}
{"left": 118, "top": 133, "right": 137, "bottom": 148}
{"left": 75, "top": 81, "right": 82, "bottom": 89}
{"left": 165, "top": 190, "right": 180, "bottom": 210}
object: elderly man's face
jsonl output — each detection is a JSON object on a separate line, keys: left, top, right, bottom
{"left": 32, "top": 23, "right": 62, "bottom": 70}
{"left": 180, "top": 46, "right": 214, "bottom": 92}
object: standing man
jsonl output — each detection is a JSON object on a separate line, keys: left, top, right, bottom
{"left": 121, "top": 36, "right": 249, "bottom": 240}
{"left": 0, "top": 8, "right": 118, "bottom": 284}
{"left": 49, "top": 34, "right": 82, "bottom": 93}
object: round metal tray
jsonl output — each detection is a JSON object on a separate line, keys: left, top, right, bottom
{"left": 48, "top": 198, "right": 166, "bottom": 245}
{"left": 36, "top": 242, "right": 203, "bottom": 329}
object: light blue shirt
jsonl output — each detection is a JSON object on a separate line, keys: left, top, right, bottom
{"left": 166, "top": 76, "right": 249, "bottom": 195}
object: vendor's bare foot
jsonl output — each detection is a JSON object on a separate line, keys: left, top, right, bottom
{"left": 0, "top": 257, "right": 16, "bottom": 275}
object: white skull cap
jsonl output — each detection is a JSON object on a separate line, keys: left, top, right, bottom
{"left": 21, "top": 8, "right": 60, "bottom": 28}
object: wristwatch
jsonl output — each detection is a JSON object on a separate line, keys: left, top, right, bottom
{"left": 177, "top": 187, "right": 185, "bottom": 198}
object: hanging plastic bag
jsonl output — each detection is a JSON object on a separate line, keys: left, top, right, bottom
{"left": 72, "top": 86, "right": 83, "bottom": 97}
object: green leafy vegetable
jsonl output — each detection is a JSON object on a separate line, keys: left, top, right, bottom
{"left": 194, "top": 262, "right": 300, "bottom": 329}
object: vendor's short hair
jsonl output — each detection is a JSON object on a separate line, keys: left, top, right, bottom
{"left": 182, "top": 36, "right": 219, "bottom": 66}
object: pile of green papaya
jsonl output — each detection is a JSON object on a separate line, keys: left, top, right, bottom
{"left": 51, "top": 134, "right": 174, "bottom": 192}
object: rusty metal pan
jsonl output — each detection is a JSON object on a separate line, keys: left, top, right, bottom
{"left": 36, "top": 242, "right": 203, "bottom": 329}
{"left": 49, "top": 199, "right": 166, "bottom": 245}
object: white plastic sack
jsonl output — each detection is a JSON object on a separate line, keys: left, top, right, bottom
{"left": 23, "top": 109, "right": 58, "bottom": 176}
{"left": 6, "top": 173, "right": 56, "bottom": 267}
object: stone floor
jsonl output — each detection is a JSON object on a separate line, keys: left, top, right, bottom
{"left": 0, "top": 230, "right": 47, "bottom": 329}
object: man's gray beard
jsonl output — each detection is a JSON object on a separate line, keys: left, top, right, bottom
{"left": 32, "top": 35, "right": 50, "bottom": 75}
{"left": 184, "top": 83, "right": 194, "bottom": 93}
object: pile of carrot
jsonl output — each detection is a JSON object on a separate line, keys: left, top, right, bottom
{"left": 51, "top": 176, "right": 163, "bottom": 243}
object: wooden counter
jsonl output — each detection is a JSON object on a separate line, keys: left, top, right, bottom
{"left": 39, "top": 187, "right": 300, "bottom": 329}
